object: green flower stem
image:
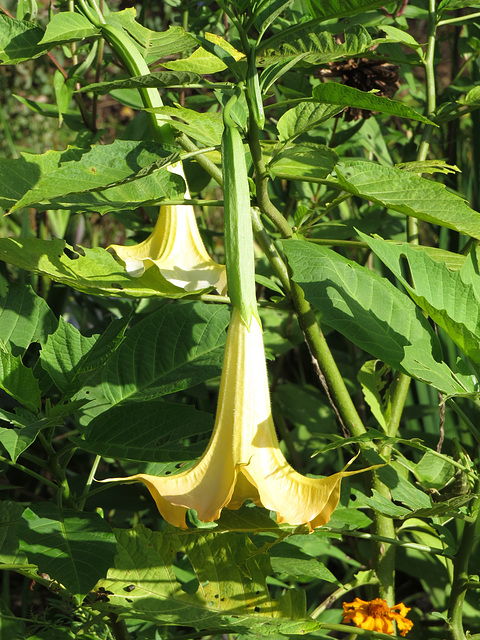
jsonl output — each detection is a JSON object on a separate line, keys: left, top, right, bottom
{"left": 246, "top": 110, "right": 366, "bottom": 437}
{"left": 250, "top": 207, "right": 291, "bottom": 293}
{"left": 327, "top": 527, "right": 454, "bottom": 558}
{"left": 78, "top": 454, "right": 102, "bottom": 510}
{"left": 447, "top": 482, "right": 480, "bottom": 640}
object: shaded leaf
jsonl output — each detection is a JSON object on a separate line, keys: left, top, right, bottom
{"left": 0, "top": 281, "right": 57, "bottom": 356}
{"left": 78, "top": 400, "right": 213, "bottom": 461}
{"left": 0, "top": 14, "right": 49, "bottom": 64}
{"left": 18, "top": 504, "right": 116, "bottom": 600}
{"left": 0, "top": 419, "right": 53, "bottom": 463}
{"left": 313, "top": 83, "right": 434, "bottom": 125}
{"left": 0, "top": 351, "right": 41, "bottom": 412}
{"left": 335, "top": 160, "right": 480, "bottom": 240}
{"left": 102, "top": 302, "right": 230, "bottom": 405}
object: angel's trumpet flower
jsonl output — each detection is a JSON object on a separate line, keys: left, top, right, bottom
{"left": 109, "top": 162, "right": 227, "bottom": 294}
{"left": 107, "top": 308, "right": 363, "bottom": 531}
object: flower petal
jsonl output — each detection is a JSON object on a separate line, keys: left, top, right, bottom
{"left": 109, "top": 162, "right": 226, "bottom": 294}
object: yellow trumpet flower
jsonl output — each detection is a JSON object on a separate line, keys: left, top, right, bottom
{"left": 106, "top": 308, "right": 363, "bottom": 531}
{"left": 109, "top": 162, "right": 227, "bottom": 294}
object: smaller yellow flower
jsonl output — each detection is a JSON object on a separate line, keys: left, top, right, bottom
{"left": 109, "top": 162, "right": 227, "bottom": 294}
{"left": 342, "top": 597, "right": 413, "bottom": 637}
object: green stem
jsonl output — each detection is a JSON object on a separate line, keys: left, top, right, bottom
{"left": 326, "top": 527, "right": 454, "bottom": 558}
{"left": 447, "top": 482, "right": 480, "bottom": 640}
{"left": 0, "top": 454, "right": 57, "bottom": 490}
{"left": 78, "top": 454, "right": 102, "bottom": 510}
{"left": 247, "top": 109, "right": 365, "bottom": 438}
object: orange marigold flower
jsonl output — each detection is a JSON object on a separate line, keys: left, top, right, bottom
{"left": 343, "top": 597, "right": 413, "bottom": 636}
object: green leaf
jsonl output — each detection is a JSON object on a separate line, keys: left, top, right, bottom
{"left": 438, "top": 0, "right": 480, "bottom": 13}
{"left": 359, "top": 233, "right": 480, "bottom": 364}
{"left": 146, "top": 105, "right": 224, "bottom": 147}
{"left": 313, "top": 83, "right": 434, "bottom": 125}
{"left": 357, "top": 360, "right": 393, "bottom": 431}
{"left": 0, "top": 14, "right": 49, "bottom": 64}
{"left": 305, "top": 0, "right": 386, "bottom": 20}
{"left": 0, "top": 238, "right": 203, "bottom": 299}
{"left": 283, "top": 239, "right": 470, "bottom": 395}
{"left": 104, "top": 9, "right": 196, "bottom": 59}
{"left": 39, "top": 12, "right": 100, "bottom": 45}
{"left": 79, "top": 71, "right": 204, "bottom": 95}
{"left": 0, "top": 501, "right": 27, "bottom": 566}
{"left": 0, "top": 419, "right": 52, "bottom": 462}
{"left": 0, "top": 351, "right": 41, "bottom": 412}
{"left": 92, "top": 524, "right": 319, "bottom": 634}
{"left": 0, "top": 281, "right": 57, "bottom": 356}
{"left": 17, "top": 504, "right": 117, "bottom": 600}
{"left": 259, "top": 23, "right": 372, "bottom": 64}
{"left": 335, "top": 160, "right": 480, "bottom": 240}
{"left": 277, "top": 102, "right": 343, "bottom": 141}
{"left": 268, "top": 143, "right": 338, "bottom": 180}
{"left": 78, "top": 400, "right": 213, "bottom": 461}
{"left": 102, "top": 302, "right": 229, "bottom": 405}
{"left": 40, "top": 317, "right": 125, "bottom": 395}
{"left": 270, "top": 555, "right": 339, "bottom": 584}
{"left": 9, "top": 140, "right": 183, "bottom": 213}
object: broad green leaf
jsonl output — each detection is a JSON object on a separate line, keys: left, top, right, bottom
{"left": 259, "top": 24, "right": 372, "bottom": 64}
{"left": 377, "top": 25, "right": 422, "bottom": 50}
{"left": 39, "top": 12, "right": 100, "bottom": 44}
{"left": 277, "top": 102, "right": 343, "bottom": 141}
{"left": 268, "top": 143, "right": 338, "bottom": 180}
{"left": 358, "top": 489, "right": 412, "bottom": 518}
{"left": 92, "top": 524, "right": 319, "bottom": 634}
{"left": 0, "top": 418, "right": 54, "bottom": 462}
{"left": 79, "top": 71, "right": 204, "bottom": 95}
{"left": 270, "top": 555, "right": 339, "bottom": 583}
{"left": 17, "top": 504, "right": 116, "bottom": 600}
{"left": 0, "top": 604, "right": 24, "bottom": 640}
{"left": 0, "top": 351, "right": 41, "bottom": 412}
{"left": 78, "top": 400, "right": 213, "bottom": 461}
{"left": 0, "top": 238, "right": 204, "bottom": 299}
{"left": 313, "top": 83, "right": 434, "bottom": 125}
{"left": 0, "top": 501, "right": 27, "bottom": 566}
{"left": 0, "top": 281, "right": 57, "bottom": 356}
{"left": 283, "top": 239, "right": 470, "bottom": 395}
{"left": 9, "top": 140, "right": 183, "bottom": 213}
{"left": 163, "top": 33, "right": 245, "bottom": 75}
{"left": 359, "top": 233, "right": 480, "bottom": 364}
{"left": 41, "top": 316, "right": 129, "bottom": 395}
{"left": 335, "top": 160, "right": 480, "bottom": 240}
{"left": 0, "top": 14, "right": 49, "bottom": 64}
{"left": 104, "top": 9, "right": 196, "bottom": 59}
{"left": 146, "top": 105, "right": 223, "bottom": 147}
{"left": 102, "top": 302, "right": 229, "bottom": 405}
{"left": 305, "top": 0, "right": 386, "bottom": 20}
